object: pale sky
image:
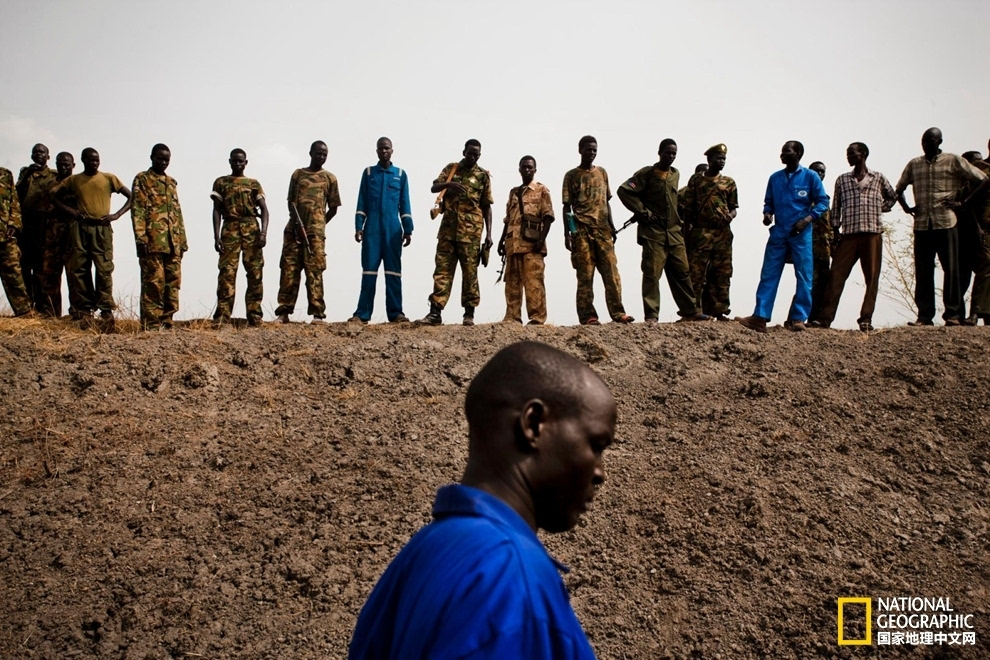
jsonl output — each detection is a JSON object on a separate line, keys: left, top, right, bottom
{"left": 2, "top": 0, "right": 988, "bottom": 327}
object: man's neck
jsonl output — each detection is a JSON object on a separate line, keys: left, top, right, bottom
{"left": 304, "top": 164, "right": 322, "bottom": 172}
{"left": 378, "top": 160, "right": 391, "bottom": 169}
{"left": 924, "top": 150, "right": 941, "bottom": 163}
{"left": 785, "top": 163, "right": 800, "bottom": 173}
{"left": 579, "top": 162, "right": 594, "bottom": 170}
{"left": 853, "top": 163, "right": 868, "bottom": 178}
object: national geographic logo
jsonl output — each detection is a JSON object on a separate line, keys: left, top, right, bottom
{"left": 837, "top": 597, "right": 977, "bottom": 647}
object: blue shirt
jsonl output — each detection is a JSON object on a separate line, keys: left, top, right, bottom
{"left": 355, "top": 163, "right": 413, "bottom": 235}
{"left": 762, "top": 165, "right": 830, "bottom": 228}
{"left": 348, "top": 484, "right": 597, "bottom": 660}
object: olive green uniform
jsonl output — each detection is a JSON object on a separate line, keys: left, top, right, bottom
{"left": 616, "top": 164, "right": 700, "bottom": 320}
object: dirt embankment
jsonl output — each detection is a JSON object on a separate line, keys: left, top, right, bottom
{"left": 1, "top": 318, "right": 988, "bottom": 659}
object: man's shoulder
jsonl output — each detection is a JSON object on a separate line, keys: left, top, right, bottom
{"left": 0, "top": 167, "right": 12, "bottom": 182}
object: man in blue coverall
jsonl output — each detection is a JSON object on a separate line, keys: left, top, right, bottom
{"left": 737, "top": 140, "right": 829, "bottom": 332}
{"left": 349, "top": 341, "right": 613, "bottom": 659}
{"left": 348, "top": 137, "right": 413, "bottom": 323}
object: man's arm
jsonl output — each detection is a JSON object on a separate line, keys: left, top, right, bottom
{"left": 831, "top": 179, "right": 843, "bottom": 228}
{"left": 880, "top": 174, "right": 896, "bottom": 213}
{"left": 762, "top": 177, "right": 774, "bottom": 226}
{"left": 616, "top": 170, "right": 648, "bottom": 217}
{"left": 212, "top": 199, "right": 223, "bottom": 253}
{"left": 793, "top": 172, "right": 829, "bottom": 234}
{"left": 399, "top": 169, "right": 413, "bottom": 246}
{"left": 107, "top": 185, "right": 132, "bottom": 225}
{"left": 257, "top": 197, "right": 270, "bottom": 248}
{"left": 130, "top": 176, "right": 147, "bottom": 255}
{"left": 354, "top": 169, "right": 368, "bottom": 241}
{"left": 894, "top": 163, "right": 915, "bottom": 215}
{"left": 431, "top": 163, "right": 466, "bottom": 195}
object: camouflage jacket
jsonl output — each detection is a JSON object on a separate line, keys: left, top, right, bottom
{"left": 813, "top": 209, "right": 834, "bottom": 261}
{"left": 287, "top": 168, "right": 341, "bottom": 239}
{"left": 679, "top": 172, "right": 738, "bottom": 229}
{"left": 212, "top": 176, "right": 265, "bottom": 220}
{"left": 562, "top": 166, "right": 611, "bottom": 236}
{"left": 436, "top": 162, "right": 493, "bottom": 243}
{"left": 0, "top": 168, "right": 23, "bottom": 243}
{"left": 131, "top": 170, "right": 188, "bottom": 255}
{"left": 503, "top": 181, "right": 554, "bottom": 255}
{"left": 16, "top": 165, "right": 57, "bottom": 215}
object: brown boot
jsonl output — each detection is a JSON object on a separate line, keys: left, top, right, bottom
{"left": 735, "top": 315, "right": 768, "bottom": 333}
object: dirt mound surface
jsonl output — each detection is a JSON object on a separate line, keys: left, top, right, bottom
{"left": 1, "top": 318, "right": 988, "bottom": 659}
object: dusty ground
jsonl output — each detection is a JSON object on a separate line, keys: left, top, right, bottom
{"left": 0, "top": 317, "right": 988, "bottom": 659}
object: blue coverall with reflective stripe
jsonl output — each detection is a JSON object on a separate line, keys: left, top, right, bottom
{"left": 352, "top": 164, "right": 413, "bottom": 321}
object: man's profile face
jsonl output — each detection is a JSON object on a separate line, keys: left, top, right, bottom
{"left": 579, "top": 142, "right": 597, "bottom": 166}
{"left": 31, "top": 144, "right": 49, "bottom": 166}
{"left": 151, "top": 148, "right": 171, "bottom": 175}
{"left": 780, "top": 143, "right": 800, "bottom": 167}
{"left": 532, "top": 378, "right": 615, "bottom": 533}
{"left": 462, "top": 144, "right": 481, "bottom": 168}
{"left": 376, "top": 139, "right": 393, "bottom": 164}
{"left": 55, "top": 154, "right": 75, "bottom": 178}
{"left": 310, "top": 143, "right": 328, "bottom": 168}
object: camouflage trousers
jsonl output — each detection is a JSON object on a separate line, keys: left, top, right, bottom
{"left": 688, "top": 226, "right": 733, "bottom": 316}
{"left": 428, "top": 237, "right": 480, "bottom": 310}
{"left": 19, "top": 211, "right": 47, "bottom": 311}
{"left": 0, "top": 239, "right": 31, "bottom": 316}
{"left": 275, "top": 227, "right": 326, "bottom": 318}
{"left": 502, "top": 251, "right": 546, "bottom": 323}
{"left": 570, "top": 229, "right": 626, "bottom": 323}
{"left": 139, "top": 251, "right": 182, "bottom": 329}
{"left": 67, "top": 222, "right": 115, "bottom": 314}
{"left": 810, "top": 255, "right": 831, "bottom": 323}
{"left": 640, "top": 235, "right": 699, "bottom": 320}
{"left": 216, "top": 218, "right": 264, "bottom": 322}
{"left": 38, "top": 220, "right": 73, "bottom": 317}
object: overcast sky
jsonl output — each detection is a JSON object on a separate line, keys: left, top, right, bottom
{"left": 2, "top": 0, "right": 988, "bottom": 327}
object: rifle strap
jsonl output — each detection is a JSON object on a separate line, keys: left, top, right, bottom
{"left": 432, "top": 163, "right": 459, "bottom": 217}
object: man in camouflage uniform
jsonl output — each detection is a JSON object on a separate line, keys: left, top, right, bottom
{"left": 617, "top": 139, "right": 711, "bottom": 323}
{"left": 416, "top": 139, "right": 493, "bottom": 326}
{"left": 275, "top": 141, "right": 340, "bottom": 324}
{"left": 965, "top": 146, "right": 990, "bottom": 324}
{"left": 131, "top": 144, "right": 187, "bottom": 330}
{"left": 562, "top": 135, "right": 633, "bottom": 325}
{"left": 808, "top": 161, "right": 833, "bottom": 323}
{"left": 679, "top": 144, "right": 739, "bottom": 320}
{"left": 15, "top": 143, "right": 57, "bottom": 311}
{"left": 212, "top": 148, "right": 269, "bottom": 326}
{"left": 496, "top": 155, "right": 555, "bottom": 324}
{"left": 52, "top": 147, "right": 131, "bottom": 321}
{"left": 958, "top": 151, "right": 986, "bottom": 323}
{"left": 38, "top": 152, "right": 76, "bottom": 317}
{"left": 0, "top": 167, "right": 32, "bottom": 316}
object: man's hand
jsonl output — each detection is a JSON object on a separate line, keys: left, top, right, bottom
{"left": 214, "top": 237, "right": 224, "bottom": 254}
{"left": 136, "top": 242, "right": 149, "bottom": 257}
{"left": 444, "top": 181, "right": 467, "bottom": 195}
{"left": 402, "top": 233, "right": 411, "bottom": 247}
{"left": 941, "top": 199, "right": 962, "bottom": 209}
{"left": 259, "top": 232, "right": 267, "bottom": 248}
{"left": 763, "top": 212, "right": 773, "bottom": 226}
{"left": 99, "top": 214, "right": 116, "bottom": 226}
{"left": 355, "top": 230, "right": 363, "bottom": 243}
{"left": 497, "top": 238, "right": 506, "bottom": 257}
{"left": 483, "top": 234, "right": 493, "bottom": 251}
{"left": 531, "top": 239, "right": 545, "bottom": 253}
{"left": 790, "top": 216, "right": 812, "bottom": 236}
{"left": 565, "top": 233, "right": 573, "bottom": 252}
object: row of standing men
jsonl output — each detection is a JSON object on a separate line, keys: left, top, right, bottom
{"left": 1, "top": 130, "right": 987, "bottom": 330}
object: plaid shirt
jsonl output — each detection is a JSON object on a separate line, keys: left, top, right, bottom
{"left": 831, "top": 169, "right": 896, "bottom": 234}
{"left": 896, "top": 152, "right": 987, "bottom": 231}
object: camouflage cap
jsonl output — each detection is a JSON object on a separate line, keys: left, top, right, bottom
{"left": 705, "top": 143, "right": 728, "bottom": 156}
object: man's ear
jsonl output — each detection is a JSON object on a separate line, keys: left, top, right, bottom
{"left": 517, "top": 399, "right": 547, "bottom": 452}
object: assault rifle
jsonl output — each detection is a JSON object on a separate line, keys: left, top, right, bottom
{"left": 289, "top": 202, "right": 310, "bottom": 250}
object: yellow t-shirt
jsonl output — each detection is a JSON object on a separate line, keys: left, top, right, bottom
{"left": 56, "top": 171, "right": 126, "bottom": 219}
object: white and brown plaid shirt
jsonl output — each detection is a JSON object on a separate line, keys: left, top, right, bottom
{"left": 896, "top": 152, "right": 987, "bottom": 231}
{"left": 831, "top": 169, "right": 896, "bottom": 234}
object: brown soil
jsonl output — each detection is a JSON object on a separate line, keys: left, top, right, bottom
{"left": 1, "top": 318, "right": 988, "bottom": 660}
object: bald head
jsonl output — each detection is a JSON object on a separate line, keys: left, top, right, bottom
{"left": 463, "top": 341, "right": 616, "bottom": 533}
{"left": 922, "top": 127, "right": 943, "bottom": 158}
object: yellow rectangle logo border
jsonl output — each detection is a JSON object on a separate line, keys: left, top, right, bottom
{"left": 837, "top": 597, "right": 872, "bottom": 645}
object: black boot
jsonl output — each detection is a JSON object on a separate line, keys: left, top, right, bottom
{"left": 416, "top": 303, "right": 443, "bottom": 326}
{"left": 462, "top": 306, "right": 475, "bottom": 326}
